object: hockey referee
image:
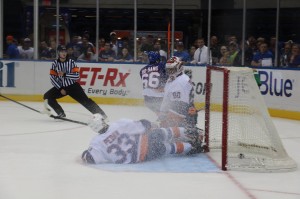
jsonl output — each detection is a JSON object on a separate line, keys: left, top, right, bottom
{"left": 43, "top": 45, "right": 107, "bottom": 120}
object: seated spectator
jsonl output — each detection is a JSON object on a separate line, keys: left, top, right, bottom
{"left": 18, "top": 38, "right": 34, "bottom": 60}
{"left": 77, "top": 36, "right": 94, "bottom": 56}
{"left": 140, "top": 36, "right": 154, "bottom": 53}
{"left": 280, "top": 42, "right": 292, "bottom": 67}
{"left": 288, "top": 44, "right": 300, "bottom": 68}
{"left": 188, "top": 45, "right": 197, "bottom": 63}
{"left": 98, "top": 38, "right": 106, "bottom": 52}
{"left": 173, "top": 41, "right": 190, "bottom": 64}
{"left": 153, "top": 40, "right": 167, "bottom": 62}
{"left": 244, "top": 35, "right": 257, "bottom": 66}
{"left": 5, "top": 35, "right": 19, "bottom": 59}
{"left": 66, "top": 45, "right": 78, "bottom": 61}
{"left": 114, "top": 47, "right": 133, "bottom": 62}
{"left": 218, "top": 45, "right": 230, "bottom": 65}
{"left": 98, "top": 42, "right": 115, "bottom": 62}
{"left": 39, "top": 41, "right": 52, "bottom": 60}
{"left": 66, "top": 35, "right": 82, "bottom": 59}
{"left": 48, "top": 39, "right": 57, "bottom": 60}
{"left": 251, "top": 42, "right": 273, "bottom": 67}
{"left": 210, "top": 35, "right": 221, "bottom": 65}
{"left": 228, "top": 41, "right": 241, "bottom": 66}
{"left": 136, "top": 51, "right": 149, "bottom": 63}
{"left": 77, "top": 46, "right": 97, "bottom": 62}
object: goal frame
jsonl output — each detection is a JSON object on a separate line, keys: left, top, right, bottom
{"left": 204, "top": 66, "right": 297, "bottom": 172}
{"left": 204, "top": 66, "right": 229, "bottom": 170}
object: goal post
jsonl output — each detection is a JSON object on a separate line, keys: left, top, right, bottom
{"left": 204, "top": 66, "right": 297, "bottom": 172}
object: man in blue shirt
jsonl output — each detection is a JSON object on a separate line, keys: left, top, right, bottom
{"left": 5, "top": 35, "right": 19, "bottom": 59}
{"left": 251, "top": 42, "right": 273, "bottom": 67}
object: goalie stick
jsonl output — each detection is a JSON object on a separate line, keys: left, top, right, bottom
{"left": 0, "top": 93, "right": 88, "bottom": 126}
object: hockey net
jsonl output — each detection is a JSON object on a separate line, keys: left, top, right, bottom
{"left": 204, "top": 66, "right": 297, "bottom": 172}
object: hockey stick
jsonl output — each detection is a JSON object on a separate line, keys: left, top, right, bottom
{"left": 0, "top": 93, "right": 42, "bottom": 114}
{"left": 49, "top": 115, "right": 88, "bottom": 125}
{"left": 0, "top": 93, "right": 88, "bottom": 126}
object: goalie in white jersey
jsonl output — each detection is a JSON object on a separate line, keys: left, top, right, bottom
{"left": 81, "top": 114, "right": 204, "bottom": 164}
{"left": 159, "top": 56, "right": 198, "bottom": 128}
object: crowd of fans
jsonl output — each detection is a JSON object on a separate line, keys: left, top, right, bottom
{"left": 3, "top": 32, "right": 300, "bottom": 68}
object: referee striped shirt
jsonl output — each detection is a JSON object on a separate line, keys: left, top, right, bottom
{"left": 49, "top": 58, "right": 80, "bottom": 90}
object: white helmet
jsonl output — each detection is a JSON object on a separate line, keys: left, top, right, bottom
{"left": 166, "top": 56, "right": 184, "bottom": 79}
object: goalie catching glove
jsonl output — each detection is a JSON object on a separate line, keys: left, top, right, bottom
{"left": 88, "top": 113, "right": 109, "bottom": 134}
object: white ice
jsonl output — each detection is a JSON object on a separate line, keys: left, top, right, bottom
{"left": 0, "top": 101, "right": 299, "bottom": 199}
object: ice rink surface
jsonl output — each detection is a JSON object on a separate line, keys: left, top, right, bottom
{"left": 0, "top": 101, "right": 300, "bottom": 199}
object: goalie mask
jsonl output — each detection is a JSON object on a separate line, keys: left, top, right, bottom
{"left": 166, "top": 56, "right": 184, "bottom": 80}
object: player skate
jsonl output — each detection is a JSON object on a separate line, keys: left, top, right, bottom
{"left": 43, "top": 99, "right": 66, "bottom": 118}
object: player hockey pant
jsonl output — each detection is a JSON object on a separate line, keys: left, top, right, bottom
{"left": 43, "top": 82, "right": 106, "bottom": 116}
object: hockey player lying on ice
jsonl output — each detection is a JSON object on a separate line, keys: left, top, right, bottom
{"left": 81, "top": 114, "right": 204, "bottom": 164}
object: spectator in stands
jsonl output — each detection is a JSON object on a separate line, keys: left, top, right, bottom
{"left": 256, "top": 37, "right": 265, "bottom": 51}
{"left": 48, "top": 40, "right": 57, "bottom": 60}
{"left": 67, "top": 35, "right": 82, "bottom": 59}
{"left": 188, "top": 45, "right": 197, "bottom": 63}
{"left": 210, "top": 35, "right": 221, "bottom": 65}
{"left": 5, "top": 35, "right": 19, "bottom": 59}
{"left": 66, "top": 45, "right": 77, "bottom": 61}
{"left": 217, "top": 45, "right": 229, "bottom": 65}
{"left": 228, "top": 35, "right": 238, "bottom": 45}
{"left": 78, "top": 36, "right": 94, "bottom": 57}
{"left": 190, "top": 38, "right": 211, "bottom": 65}
{"left": 137, "top": 51, "right": 149, "bottom": 63}
{"left": 279, "top": 42, "right": 292, "bottom": 67}
{"left": 98, "top": 38, "right": 106, "bottom": 52}
{"left": 228, "top": 41, "right": 241, "bottom": 66}
{"left": 140, "top": 36, "right": 154, "bottom": 52}
{"left": 109, "top": 31, "right": 120, "bottom": 56}
{"left": 173, "top": 41, "right": 190, "bottom": 64}
{"left": 269, "top": 36, "right": 277, "bottom": 57}
{"left": 98, "top": 42, "right": 115, "bottom": 62}
{"left": 77, "top": 46, "right": 97, "bottom": 62}
{"left": 114, "top": 47, "right": 133, "bottom": 62}
{"left": 39, "top": 41, "right": 52, "bottom": 60}
{"left": 288, "top": 44, "right": 300, "bottom": 68}
{"left": 18, "top": 38, "right": 34, "bottom": 60}
{"left": 153, "top": 40, "right": 167, "bottom": 62}
{"left": 251, "top": 42, "right": 273, "bottom": 67}
{"left": 244, "top": 35, "right": 257, "bottom": 66}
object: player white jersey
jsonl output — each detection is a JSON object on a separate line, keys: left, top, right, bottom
{"left": 87, "top": 119, "right": 148, "bottom": 164}
{"left": 160, "top": 73, "right": 193, "bottom": 117}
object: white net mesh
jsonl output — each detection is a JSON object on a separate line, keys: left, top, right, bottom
{"left": 206, "top": 67, "right": 297, "bottom": 172}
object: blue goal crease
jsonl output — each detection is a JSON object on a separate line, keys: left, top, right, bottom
{"left": 91, "top": 154, "right": 220, "bottom": 173}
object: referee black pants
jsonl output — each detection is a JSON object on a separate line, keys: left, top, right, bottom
{"left": 43, "top": 82, "right": 106, "bottom": 116}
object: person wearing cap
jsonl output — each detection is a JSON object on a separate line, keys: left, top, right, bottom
{"left": 43, "top": 45, "right": 108, "bottom": 120}
{"left": 18, "top": 38, "right": 34, "bottom": 60}
{"left": 5, "top": 35, "right": 20, "bottom": 59}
